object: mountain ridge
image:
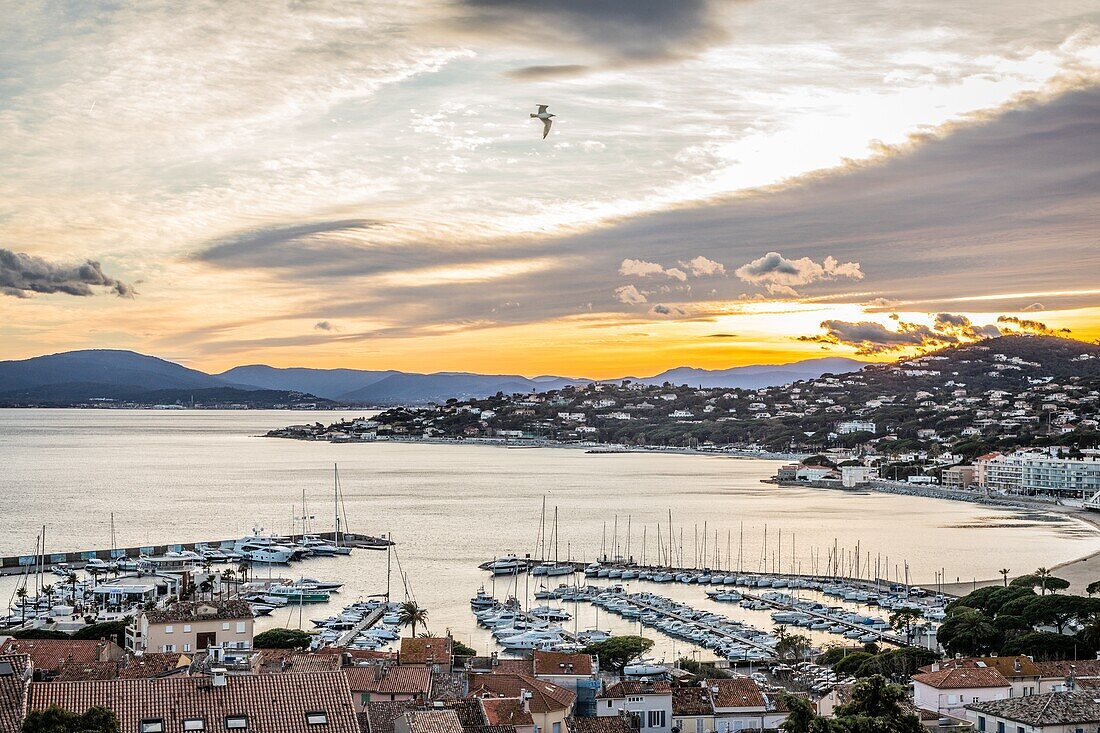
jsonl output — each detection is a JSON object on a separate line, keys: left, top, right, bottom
{"left": 0, "top": 349, "right": 874, "bottom": 406}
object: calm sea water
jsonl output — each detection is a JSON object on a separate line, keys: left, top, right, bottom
{"left": 1, "top": 409, "right": 1096, "bottom": 658}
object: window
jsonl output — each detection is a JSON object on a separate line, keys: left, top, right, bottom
{"left": 225, "top": 716, "right": 247, "bottom": 730}
{"left": 973, "top": 697, "right": 979, "bottom": 703}
{"left": 222, "top": 623, "right": 231, "bottom": 631}
{"left": 140, "top": 720, "right": 165, "bottom": 733}
{"left": 607, "top": 701, "right": 613, "bottom": 709}
{"left": 184, "top": 644, "right": 192, "bottom": 652}
{"left": 996, "top": 723, "right": 1004, "bottom": 733}
{"left": 184, "top": 624, "right": 192, "bottom": 632}
{"left": 236, "top": 622, "right": 246, "bottom": 633}
{"left": 0, "top": 662, "right": 12, "bottom": 677}
{"left": 165, "top": 625, "right": 174, "bottom": 633}
{"left": 183, "top": 720, "right": 205, "bottom": 731}
{"left": 977, "top": 718, "right": 985, "bottom": 732}
{"left": 305, "top": 712, "right": 328, "bottom": 726}
{"left": 553, "top": 723, "right": 561, "bottom": 733}
{"left": 647, "top": 711, "right": 666, "bottom": 729}
{"left": 164, "top": 644, "right": 176, "bottom": 652}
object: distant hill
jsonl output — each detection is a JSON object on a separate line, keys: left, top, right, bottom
{"left": 635, "top": 357, "right": 865, "bottom": 389}
{"left": 0, "top": 348, "right": 878, "bottom": 407}
{"left": 336, "top": 372, "right": 587, "bottom": 405}
{"left": 216, "top": 365, "right": 399, "bottom": 400}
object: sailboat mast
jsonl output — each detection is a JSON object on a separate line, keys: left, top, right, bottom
{"left": 334, "top": 464, "right": 341, "bottom": 547}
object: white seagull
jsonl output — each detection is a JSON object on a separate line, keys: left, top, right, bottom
{"left": 531, "top": 104, "right": 555, "bottom": 139}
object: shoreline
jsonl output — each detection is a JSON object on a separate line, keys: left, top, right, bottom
{"left": 270, "top": 434, "right": 1100, "bottom": 591}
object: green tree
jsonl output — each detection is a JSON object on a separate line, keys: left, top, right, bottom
{"left": 253, "top": 628, "right": 312, "bottom": 649}
{"left": 397, "top": 600, "right": 429, "bottom": 637}
{"left": 832, "top": 675, "right": 923, "bottom": 733}
{"left": 581, "top": 635, "right": 654, "bottom": 673}
{"left": 937, "top": 608, "right": 999, "bottom": 656}
{"left": 1087, "top": 580, "right": 1100, "bottom": 597}
{"left": 775, "top": 626, "right": 812, "bottom": 662}
{"left": 15, "top": 585, "right": 28, "bottom": 626}
{"left": 71, "top": 619, "right": 130, "bottom": 647}
{"left": 889, "top": 608, "right": 923, "bottom": 645}
{"left": 22, "top": 705, "right": 120, "bottom": 733}
{"left": 452, "top": 639, "right": 477, "bottom": 656}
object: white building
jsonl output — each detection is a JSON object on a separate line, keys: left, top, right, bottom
{"left": 597, "top": 680, "right": 672, "bottom": 733}
{"left": 977, "top": 450, "right": 1100, "bottom": 497}
{"left": 840, "top": 465, "right": 876, "bottom": 487}
{"left": 912, "top": 665, "right": 1010, "bottom": 718}
{"left": 836, "top": 420, "right": 876, "bottom": 435}
{"left": 967, "top": 692, "right": 1100, "bottom": 733}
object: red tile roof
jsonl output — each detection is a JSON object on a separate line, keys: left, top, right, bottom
{"left": 467, "top": 673, "right": 576, "bottom": 714}
{"left": 252, "top": 649, "right": 343, "bottom": 675}
{"left": 365, "top": 701, "right": 419, "bottom": 733}
{"left": 672, "top": 686, "right": 713, "bottom": 716}
{"left": 401, "top": 638, "right": 453, "bottom": 666}
{"left": 401, "top": 709, "right": 465, "bottom": 733}
{"left": 572, "top": 717, "right": 635, "bottom": 733}
{"left": 480, "top": 698, "right": 534, "bottom": 727}
{"left": 144, "top": 600, "right": 252, "bottom": 624}
{"left": 119, "top": 653, "right": 191, "bottom": 679}
{"left": 316, "top": 647, "right": 399, "bottom": 663}
{"left": 345, "top": 665, "right": 432, "bottom": 696}
{"left": 912, "top": 667, "right": 1010, "bottom": 689}
{"left": 532, "top": 651, "right": 594, "bottom": 677}
{"left": 917, "top": 657, "right": 1042, "bottom": 678}
{"left": 707, "top": 678, "right": 766, "bottom": 710}
{"left": 599, "top": 680, "right": 671, "bottom": 699}
{"left": 1035, "top": 660, "right": 1100, "bottom": 678}
{"left": 52, "top": 660, "right": 121, "bottom": 682}
{"left": 0, "top": 639, "right": 117, "bottom": 673}
{"left": 27, "top": 670, "right": 360, "bottom": 733}
{"left": 0, "top": 654, "right": 31, "bottom": 733}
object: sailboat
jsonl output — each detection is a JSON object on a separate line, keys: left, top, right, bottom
{"left": 532, "top": 506, "right": 573, "bottom": 577}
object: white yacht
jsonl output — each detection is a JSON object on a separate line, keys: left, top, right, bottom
{"left": 470, "top": 587, "right": 496, "bottom": 610}
{"left": 531, "top": 561, "right": 574, "bottom": 577}
{"left": 233, "top": 532, "right": 300, "bottom": 564}
{"left": 488, "top": 554, "right": 526, "bottom": 575}
{"left": 498, "top": 628, "right": 567, "bottom": 649}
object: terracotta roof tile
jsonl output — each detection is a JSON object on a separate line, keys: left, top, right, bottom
{"left": 916, "top": 657, "right": 1042, "bottom": 678}
{"left": 0, "top": 639, "right": 117, "bottom": 673}
{"left": 52, "top": 660, "right": 120, "bottom": 682}
{"left": 346, "top": 666, "right": 432, "bottom": 696}
{"left": 467, "top": 673, "right": 576, "bottom": 714}
{"left": 252, "top": 649, "right": 343, "bottom": 675}
{"left": 967, "top": 691, "right": 1100, "bottom": 725}
{"left": 706, "top": 678, "right": 766, "bottom": 709}
{"left": 27, "top": 670, "right": 360, "bottom": 733}
{"left": 144, "top": 600, "right": 252, "bottom": 624}
{"left": 599, "top": 681, "right": 671, "bottom": 699}
{"left": 672, "top": 686, "right": 713, "bottom": 716}
{"left": 119, "top": 653, "right": 191, "bottom": 679}
{"left": 912, "top": 667, "right": 1010, "bottom": 689}
{"left": 401, "top": 639, "right": 453, "bottom": 666}
{"left": 0, "top": 654, "right": 31, "bottom": 733}
{"left": 480, "top": 698, "right": 533, "bottom": 727}
{"left": 1034, "top": 659, "right": 1100, "bottom": 678}
{"left": 402, "top": 709, "right": 465, "bottom": 733}
{"left": 366, "top": 701, "right": 420, "bottom": 733}
{"left": 572, "top": 717, "right": 636, "bottom": 733}
{"left": 532, "top": 652, "right": 594, "bottom": 677}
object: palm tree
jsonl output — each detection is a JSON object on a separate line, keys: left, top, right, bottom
{"left": 67, "top": 572, "right": 79, "bottom": 609}
{"left": 397, "top": 600, "right": 429, "bottom": 637}
{"left": 1036, "top": 567, "right": 1052, "bottom": 595}
{"left": 15, "top": 586, "right": 27, "bottom": 626}
{"left": 999, "top": 568, "right": 1011, "bottom": 587}
{"left": 198, "top": 578, "right": 214, "bottom": 600}
{"left": 237, "top": 560, "right": 251, "bottom": 583}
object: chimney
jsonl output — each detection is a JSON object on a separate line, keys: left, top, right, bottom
{"left": 931, "top": 663, "right": 940, "bottom": 672}
{"left": 522, "top": 690, "right": 532, "bottom": 714}
{"left": 1014, "top": 659, "right": 1021, "bottom": 673}
{"left": 211, "top": 667, "right": 227, "bottom": 688}
{"left": 491, "top": 652, "right": 499, "bottom": 668}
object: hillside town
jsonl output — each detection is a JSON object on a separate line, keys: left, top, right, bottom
{"left": 270, "top": 337, "right": 1100, "bottom": 496}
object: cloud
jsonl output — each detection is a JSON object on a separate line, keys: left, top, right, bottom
{"left": 706, "top": 333, "right": 739, "bottom": 338}
{"left": 314, "top": 321, "right": 336, "bottom": 331}
{"left": 619, "top": 259, "right": 667, "bottom": 278}
{"left": 996, "top": 315, "right": 1071, "bottom": 336}
{"left": 680, "top": 256, "right": 726, "bottom": 277}
{"left": 1022, "top": 302, "right": 1045, "bottom": 312}
{"left": 614, "top": 284, "right": 648, "bottom": 304}
{"left": 933, "top": 312, "right": 1002, "bottom": 340}
{"left": 0, "top": 248, "right": 133, "bottom": 298}
{"left": 506, "top": 64, "right": 591, "bottom": 80}
{"left": 799, "top": 319, "right": 953, "bottom": 355}
{"left": 450, "top": 0, "right": 728, "bottom": 66}
{"left": 619, "top": 259, "right": 687, "bottom": 281}
{"left": 734, "top": 252, "right": 864, "bottom": 297}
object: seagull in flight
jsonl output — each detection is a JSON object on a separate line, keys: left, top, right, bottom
{"left": 531, "top": 104, "right": 555, "bottom": 139}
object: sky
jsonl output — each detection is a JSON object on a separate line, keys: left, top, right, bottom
{"left": 2, "top": 1, "right": 1099, "bottom": 378}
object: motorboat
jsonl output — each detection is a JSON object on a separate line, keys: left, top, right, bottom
{"left": 297, "top": 577, "right": 344, "bottom": 592}
{"left": 233, "top": 532, "right": 301, "bottom": 564}
{"left": 531, "top": 561, "right": 574, "bottom": 577}
{"left": 470, "top": 587, "right": 497, "bottom": 609}
{"left": 498, "top": 628, "right": 567, "bottom": 649}
{"left": 488, "top": 554, "right": 526, "bottom": 575}
{"left": 266, "top": 584, "right": 330, "bottom": 603}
